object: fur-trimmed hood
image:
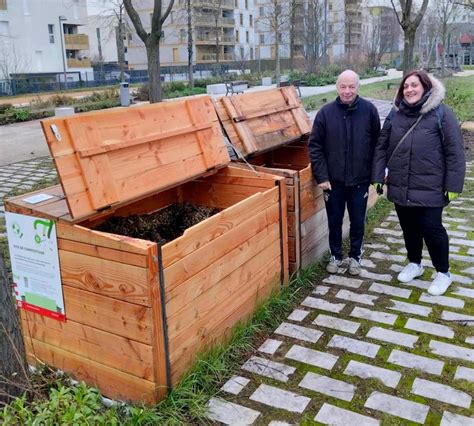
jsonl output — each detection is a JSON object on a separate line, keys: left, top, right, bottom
{"left": 393, "top": 74, "right": 446, "bottom": 114}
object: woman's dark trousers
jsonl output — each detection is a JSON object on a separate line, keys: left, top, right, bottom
{"left": 324, "top": 183, "right": 369, "bottom": 261}
{"left": 395, "top": 204, "right": 449, "bottom": 273}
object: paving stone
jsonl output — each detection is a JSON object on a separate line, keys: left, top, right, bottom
{"left": 380, "top": 221, "right": 390, "bottom": 227}
{"left": 345, "top": 360, "right": 401, "bottom": 389}
{"left": 412, "top": 377, "right": 471, "bottom": 408}
{"left": 287, "top": 309, "right": 310, "bottom": 321}
{"left": 452, "top": 287, "right": 474, "bottom": 298}
{"left": 242, "top": 356, "right": 296, "bottom": 382}
{"left": 455, "top": 366, "right": 474, "bottom": 383}
{"left": 299, "top": 372, "right": 355, "bottom": 401}
{"left": 369, "top": 282, "right": 411, "bottom": 299}
{"left": 451, "top": 206, "right": 474, "bottom": 213}
{"left": 364, "top": 391, "right": 429, "bottom": 424}
{"left": 268, "top": 421, "right": 293, "bottom": 426}
{"left": 258, "top": 339, "right": 283, "bottom": 355}
{"left": 365, "top": 243, "right": 390, "bottom": 250}
{"left": 249, "top": 384, "right": 310, "bottom": 413}
{"left": 388, "top": 299, "right": 432, "bottom": 317}
{"left": 397, "top": 278, "right": 431, "bottom": 290}
{"left": 221, "top": 375, "right": 250, "bottom": 395}
{"left": 360, "top": 258, "right": 377, "bottom": 268}
{"left": 447, "top": 229, "right": 468, "bottom": 237}
{"left": 359, "top": 269, "right": 392, "bottom": 282}
{"left": 312, "top": 285, "right": 330, "bottom": 295}
{"left": 450, "top": 238, "right": 474, "bottom": 248}
{"left": 285, "top": 344, "right": 338, "bottom": 370}
{"left": 327, "top": 334, "right": 380, "bottom": 358}
{"left": 274, "top": 322, "right": 323, "bottom": 343}
{"left": 370, "top": 251, "right": 405, "bottom": 263}
{"left": 469, "top": 248, "right": 474, "bottom": 255}
{"left": 405, "top": 318, "right": 455, "bottom": 339}
{"left": 373, "top": 228, "right": 403, "bottom": 237}
{"left": 441, "top": 310, "right": 474, "bottom": 326}
{"left": 466, "top": 336, "right": 474, "bottom": 345}
{"left": 207, "top": 398, "right": 261, "bottom": 424}
{"left": 313, "top": 314, "right": 360, "bottom": 334}
{"left": 367, "top": 326, "right": 418, "bottom": 348}
{"left": 462, "top": 267, "right": 474, "bottom": 276}
{"left": 323, "top": 275, "right": 363, "bottom": 289}
{"left": 335, "top": 289, "right": 378, "bottom": 306}
{"left": 314, "top": 403, "right": 380, "bottom": 425}
{"left": 301, "top": 296, "right": 345, "bottom": 313}
{"left": 429, "top": 340, "right": 474, "bottom": 362}
{"left": 457, "top": 224, "right": 474, "bottom": 232}
{"left": 440, "top": 411, "right": 474, "bottom": 426}
{"left": 386, "top": 236, "right": 405, "bottom": 245}
{"left": 388, "top": 349, "right": 444, "bottom": 375}
{"left": 451, "top": 253, "right": 474, "bottom": 263}
{"left": 418, "top": 293, "right": 465, "bottom": 309}
{"left": 350, "top": 306, "right": 398, "bottom": 325}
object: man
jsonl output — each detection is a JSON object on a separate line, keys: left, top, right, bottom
{"left": 309, "top": 70, "right": 380, "bottom": 275}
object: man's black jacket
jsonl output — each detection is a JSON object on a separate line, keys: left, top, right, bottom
{"left": 309, "top": 96, "right": 380, "bottom": 186}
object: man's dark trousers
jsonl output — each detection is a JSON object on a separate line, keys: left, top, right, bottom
{"left": 324, "top": 183, "right": 369, "bottom": 261}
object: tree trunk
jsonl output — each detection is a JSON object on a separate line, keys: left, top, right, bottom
{"left": 403, "top": 28, "right": 416, "bottom": 75}
{"left": 147, "top": 41, "right": 162, "bottom": 103}
{"left": 187, "top": 0, "right": 194, "bottom": 88}
{"left": 0, "top": 253, "right": 28, "bottom": 405}
{"left": 275, "top": 40, "right": 281, "bottom": 85}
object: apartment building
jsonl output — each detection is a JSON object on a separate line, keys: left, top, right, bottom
{"left": 0, "top": 0, "right": 93, "bottom": 81}
{"left": 125, "top": 0, "right": 367, "bottom": 70}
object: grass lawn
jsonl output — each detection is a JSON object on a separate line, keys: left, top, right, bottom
{"left": 303, "top": 75, "right": 474, "bottom": 123}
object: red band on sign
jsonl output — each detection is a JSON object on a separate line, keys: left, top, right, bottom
{"left": 18, "top": 301, "right": 66, "bottom": 322}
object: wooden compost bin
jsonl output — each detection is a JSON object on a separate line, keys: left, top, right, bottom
{"left": 214, "top": 87, "right": 377, "bottom": 273}
{"left": 5, "top": 96, "right": 288, "bottom": 404}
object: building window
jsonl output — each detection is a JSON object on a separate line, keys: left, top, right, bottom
{"left": 236, "top": 29, "right": 239, "bottom": 42}
{"left": 173, "top": 48, "right": 179, "bottom": 62}
{"left": 278, "top": 32, "right": 283, "bottom": 42}
{"left": 328, "top": 24, "right": 333, "bottom": 34}
{"left": 329, "top": 2, "right": 333, "bottom": 11}
{"left": 249, "top": 15, "right": 253, "bottom": 27}
{"left": 160, "top": 30, "right": 165, "bottom": 43}
{"left": 240, "top": 47, "right": 244, "bottom": 58}
{"left": 0, "top": 0, "right": 7, "bottom": 10}
{"left": 259, "top": 6, "right": 264, "bottom": 16}
{"left": 259, "top": 33, "right": 264, "bottom": 44}
{"left": 240, "top": 13, "right": 243, "bottom": 25}
{"left": 246, "top": 31, "right": 249, "bottom": 43}
{"left": 170, "top": 11, "right": 174, "bottom": 23}
{"left": 245, "top": 0, "right": 248, "bottom": 9}
{"left": 235, "top": 0, "right": 238, "bottom": 6}
{"left": 48, "top": 24, "right": 55, "bottom": 43}
{"left": 250, "top": 47, "right": 253, "bottom": 59}
{"left": 180, "top": 28, "right": 186, "bottom": 42}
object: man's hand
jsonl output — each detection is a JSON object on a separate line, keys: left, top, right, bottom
{"left": 446, "top": 192, "right": 459, "bottom": 202}
{"left": 318, "top": 181, "right": 332, "bottom": 191}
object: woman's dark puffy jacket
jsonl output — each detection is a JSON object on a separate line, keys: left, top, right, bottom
{"left": 372, "top": 76, "right": 465, "bottom": 207}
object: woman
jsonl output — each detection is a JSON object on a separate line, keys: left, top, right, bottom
{"left": 372, "top": 70, "right": 465, "bottom": 296}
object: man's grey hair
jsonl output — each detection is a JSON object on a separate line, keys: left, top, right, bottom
{"left": 336, "top": 70, "right": 360, "bottom": 86}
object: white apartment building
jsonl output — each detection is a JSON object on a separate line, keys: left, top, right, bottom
{"left": 0, "top": 0, "right": 93, "bottom": 82}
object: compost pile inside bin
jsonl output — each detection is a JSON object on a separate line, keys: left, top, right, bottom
{"left": 96, "top": 203, "right": 221, "bottom": 243}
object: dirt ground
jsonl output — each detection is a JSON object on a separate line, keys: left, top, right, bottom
{"left": 463, "top": 129, "right": 474, "bottom": 162}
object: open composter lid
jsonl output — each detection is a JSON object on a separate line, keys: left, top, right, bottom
{"left": 41, "top": 96, "right": 230, "bottom": 220}
{"left": 214, "top": 86, "right": 312, "bottom": 158}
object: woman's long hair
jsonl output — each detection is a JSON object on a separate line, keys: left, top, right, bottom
{"left": 394, "top": 70, "right": 433, "bottom": 107}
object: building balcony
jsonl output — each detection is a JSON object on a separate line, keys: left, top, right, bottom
{"left": 194, "top": 15, "right": 235, "bottom": 27}
{"left": 194, "top": 0, "right": 234, "bottom": 9}
{"left": 67, "top": 58, "right": 91, "bottom": 68}
{"left": 196, "top": 53, "right": 234, "bottom": 62}
{"left": 195, "top": 34, "right": 235, "bottom": 44}
{"left": 64, "top": 33, "right": 90, "bottom": 50}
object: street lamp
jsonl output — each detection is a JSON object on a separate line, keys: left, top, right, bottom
{"left": 58, "top": 15, "right": 68, "bottom": 90}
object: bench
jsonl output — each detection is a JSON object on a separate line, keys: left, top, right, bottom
{"left": 278, "top": 79, "right": 302, "bottom": 97}
{"left": 225, "top": 80, "right": 248, "bottom": 96}
{"left": 386, "top": 82, "right": 398, "bottom": 90}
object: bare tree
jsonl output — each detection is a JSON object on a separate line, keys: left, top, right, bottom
{"left": 124, "top": 0, "right": 174, "bottom": 103}
{"left": 302, "top": 0, "right": 325, "bottom": 73}
{"left": 453, "top": 0, "right": 474, "bottom": 10}
{"left": 435, "top": 0, "right": 461, "bottom": 74}
{"left": 390, "top": 0, "right": 429, "bottom": 74}
{"left": 0, "top": 42, "right": 31, "bottom": 81}
{"left": 416, "top": 9, "right": 439, "bottom": 68}
{"left": 0, "top": 253, "right": 28, "bottom": 405}
{"left": 186, "top": 0, "right": 194, "bottom": 88}
{"left": 364, "top": 10, "right": 393, "bottom": 69}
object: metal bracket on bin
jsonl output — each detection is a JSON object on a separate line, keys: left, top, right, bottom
{"left": 222, "top": 135, "right": 260, "bottom": 177}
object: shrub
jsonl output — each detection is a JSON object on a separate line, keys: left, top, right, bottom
{"left": 135, "top": 83, "right": 150, "bottom": 101}
{"left": 0, "top": 103, "right": 13, "bottom": 113}
{"left": 5, "top": 107, "right": 31, "bottom": 121}
{"left": 49, "top": 94, "right": 76, "bottom": 107}
{"left": 74, "top": 98, "right": 121, "bottom": 113}
{"left": 81, "top": 88, "right": 119, "bottom": 103}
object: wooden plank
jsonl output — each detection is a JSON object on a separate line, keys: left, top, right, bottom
{"left": 164, "top": 202, "right": 280, "bottom": 291}
{"left": 169, "top": 256, "right": 280, "bottom": 382}
{"left": 166, "top": 223, "right": 280, "bottom": 316}
{"left": 278, "top": 177, "right": 289, "bottom": 284}
{"left": 62, "top": 286, "right": 153, "bottom": 344}
{"left": 59, "top": 250, "right": 151, "bottom": 306}
{"left": 58, "top": 239, "right": 148, "bottom": 268}
{"left": 162, "top": 187, "right": 279, "bottom": 268}
{"left": 232, "top": 103, "right": 301, "bottom": 122}
{"left": 281, "top": 86, "right": 312, "bottom": 135}
{"left": 56, "top": 223, "right": 152, "bottom": 255}
{"left": 21, "top": 312, "right": 154, "bottom": 380}
{"left": 288, "top": 236, "right": 296, "bottom": 262}
{"left": 25, "top": 339, "right": 159, "bottom": 403}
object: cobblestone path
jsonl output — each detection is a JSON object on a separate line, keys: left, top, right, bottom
{"left": 208, "top": 162, "right": 474, "bottom": 425}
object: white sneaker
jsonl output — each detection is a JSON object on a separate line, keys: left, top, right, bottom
{"left": 348, "top": 258, "right": 361, "bottom": 276}
{"left": 428, "top": 272, "right": 452, "bottom": 296}
{"left": 326, "top": 256, "right": 343, "bottom": 274}
{"left": 398, "top": 263, "right": 424, "bottom": 283}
